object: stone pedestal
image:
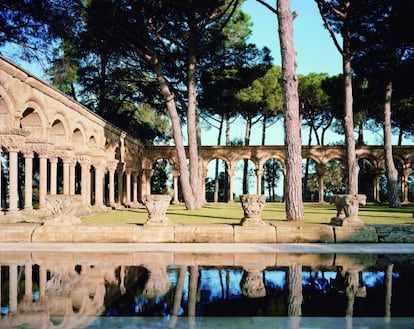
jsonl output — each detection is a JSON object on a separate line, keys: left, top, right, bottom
{"left": 142, "top": 194, "right": 171, "bottom": 226}
{"left": 239, "top": 194, "right": 266, "bottom": 226}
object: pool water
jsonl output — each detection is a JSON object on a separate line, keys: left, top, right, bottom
{"left": 1, "top": 251, "right": 414, "bottom": 328}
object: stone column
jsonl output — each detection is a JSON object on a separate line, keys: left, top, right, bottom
{"left": 39, "top": 265, "right": 46, "bottom": 299}
{"left": 117, "top": 163, "right": 124, "bottom": 205}
{"left": 107, "top": 161, "right": 117, "bottom": 207}
{"left": 255, "top": 169, "right": 263, "bottom": 195}
{"left": 23, "top": 150, "right": 34, "bottom": 210}
{"left": 8, "top": 149, "right": 19, "bottom": 212}
{"left": 132, "top": 171, "right": 139, "bottom": 206}
{"left": 38, "top": 154, "right": 48, "bottom": 209}
{"left": 125, "top": 168, "right": 131, "bottom": 206}
{"left": 62, "top": 156, "right": 71, "bottom": 195}
{"left": 316, "top": 163, "right": 326, "bottom": 203}
{"left": 402, "top": 164, "right": 411, "bottom": 203}
{"left": 9, "top": 264, "right": 18, "bottom": 313}
{"left": 141, "top": 168, "right": 153, "bottom": 198}
{"left": 172, "top": 169, "right": 180, "bottom": 204}
{"left": 94, "top": 160, "right": 105, "bottom": 207}
{"left": 69, "top": 161, "right": 76, "bottom": 195}
{"left": 25, "top": 263, "right": 33, "bottom": 300}
{"left": 49, "top": 157, "right": 58, "bottom": 195}
{"left": 226, "top": 166, "right": 234, "bottom": 203}
{"left": 80, "top": 158, "right": 91, "bottom": 205}
{"left": 374, "top": 168, "right": 382, "bottom": 203}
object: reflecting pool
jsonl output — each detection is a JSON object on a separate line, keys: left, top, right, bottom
{"left": 1, "top": 249, "right": 414, "bottom": 328}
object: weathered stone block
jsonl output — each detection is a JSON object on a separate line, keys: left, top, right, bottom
{"left": 73, "top": 224, "right": 135, "bottom": 243}
{"left": 0, "top": 223, "right": 38, "bottom": 242}
{"left": 234, "top": 224, "right": 276, "bottom": 243}
{"left": 174, "top": 224, "right": 234, "bottom": 243}
{"left": 276, "top": 253, "right": 335, "bottom": 268}
{"left": 175, "top": 253, "right": 234, "bottom": 267}
{"left": 334, "top": 225, "right": 378, "bottom": 243}
{"left": 134, "top": 225, "right": 175, "bottom": 242}
{"left": 32, "top": 225, "right": 75, "bottom": 242}
{"left": 276, "top": 223, "right": 334, "bottom": 243}
{"left": 234, "top": 253, "right": 277, "bottom": 268}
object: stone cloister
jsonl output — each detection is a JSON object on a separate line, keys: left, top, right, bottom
{"left": 1, "top": 56, "right": 414, "bottom": 219}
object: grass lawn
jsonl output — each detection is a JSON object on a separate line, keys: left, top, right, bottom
{"left": 81, "top": 202, "right": 414, "bottom": 226}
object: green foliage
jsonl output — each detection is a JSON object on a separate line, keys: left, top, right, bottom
{"left": 151, "top": 159, "right": 171, "bottom": 194}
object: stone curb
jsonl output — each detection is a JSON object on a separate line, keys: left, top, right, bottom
{"left": 1, "top": 222, "right": 414, "bottom": 243}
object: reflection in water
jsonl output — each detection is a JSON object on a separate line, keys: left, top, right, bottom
{"left": 1, "top": 252, "right": 414, "bottom": 328}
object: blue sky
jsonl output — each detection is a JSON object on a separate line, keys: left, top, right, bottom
{"left": 242, "top": 0, "right": 342, "bottom": 76}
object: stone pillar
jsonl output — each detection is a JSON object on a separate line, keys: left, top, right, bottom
{"left": 94, "top": 161, "right": 105, "bottom": 207}
{"left": 141, "top": 168, "right": 153, "bottom": 199}
{"left": 172, "top": 169, "right": 180, "bottom": 204}
{"left": 49, "top": 157, "right": 58, "bottom": 195}
{"left": 9, "top": 264, "right": 18, "bottom": 312}
{"left": 316, "top": 164, "right": 326, "bottom": 203}
{"left": 62, "top": 156, "right": 71, "bottom": 195}
{"left": 226, "top": 166, "right": 234, "bottom": 203}
{"left": 374, "top": 168, "right": 382, "bottom": 203}
{"left": 23, "top": 150, "right": 34, "bottom": 210}
{"left": 80, "top": 158, "right": 91, "bottom": 205}
{"left": 255, "top": 169, "right": 263, "bottom": 195}
{"left": 132, "top": 171, "right": 139, "bottom": 206}
{"left": 125, "top": 168, "right": 131, "bottom": 206}
{"left": 8, "top": 150, "right": 19, "bottom": 212}
{"left": 402, "top": 164, "right": 411, "bottom": 203}
{"left": 38, "top": 154, "right": 48, "bottom": 209}
{"left": 117, "top": 163, "right": 124, "bottom": 205}
{"left": 39, "top": 266, "right": 46, "bottom": 299}
{"left": 107, "top": 161, "right": 117, "bottom": 207}
{"left": 25, "top": 263, "right": 33, "bottom": 300}
{"left": 69, "top": 161, "right": 76, "bottom": 195}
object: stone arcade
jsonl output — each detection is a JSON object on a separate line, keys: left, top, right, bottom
{"left": 1, "top": 55, "right": 414, "bottom": 222}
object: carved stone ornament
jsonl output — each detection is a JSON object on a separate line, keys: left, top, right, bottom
{"left": 142, "top": 194, "right": 172, "bottom": 225}
{"left": 240, "top": 269, "right": 266, "bottom": 298}
{"left": 330, "top": 194, "right": 367, "bottom": 226}
{"left": 239, "top": 194, "right": 266, "bottom": 225}
{"left": 44, "top": 195, "right": 82, "bottom": 225}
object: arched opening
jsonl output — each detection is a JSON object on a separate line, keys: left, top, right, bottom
{"left": 72, "top": 128, "right": 84, "bottom": 147}
{"left": 358, "top": 158, "right": 376, "bottom": 202}
{"left": 151, "top": 159, "right": 172, "bottom": 195}
{"left": 50, "top": 119, "right": 66, "bottom": 145}
{"left": 205, "top": 158, "right": 229, "bottom": 203}
{"left": 21, "top": 108, "right": 43, "bottom": 138}
{"left": 324, "top": 158, "right": 347, "bottom": 200}
{"left": 234, "top": 158, "right": 257, "bottom": 197}
{"left": 0, "top": 96, "right": 10, "bottom": 133}
{"left": 302, "top": 157, "right": 318, "bottom": 202}
{"left": 262, "top": 158, "right": 284, "bottom": 202}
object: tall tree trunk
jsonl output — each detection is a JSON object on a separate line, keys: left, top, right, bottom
{"left": 277, "top": 0, "right": 304, "bottom": 220}
{"left": 287, "top": 265, "right": 303, "bottom": 316}
{"left": 153, "top": 63, "right": 196, "bottom": 209}
{"left": 343, "top": 24, "right": 359, "bottom": 195}
{"left": 262, "top": 114, "right": 267, "bottom": 145}
{"left": 383, "top": 79, "right": 400, "bottom": 208}
{"left": 187, "top": 33, "right": 203, "bottom": 209}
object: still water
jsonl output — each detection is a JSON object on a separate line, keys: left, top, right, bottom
{"left": 1, "top": 250, "right": 414, "bottom": 328}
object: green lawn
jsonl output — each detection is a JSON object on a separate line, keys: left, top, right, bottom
{"left": 81, "top": 202, "right": 414, "bottom": 225}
